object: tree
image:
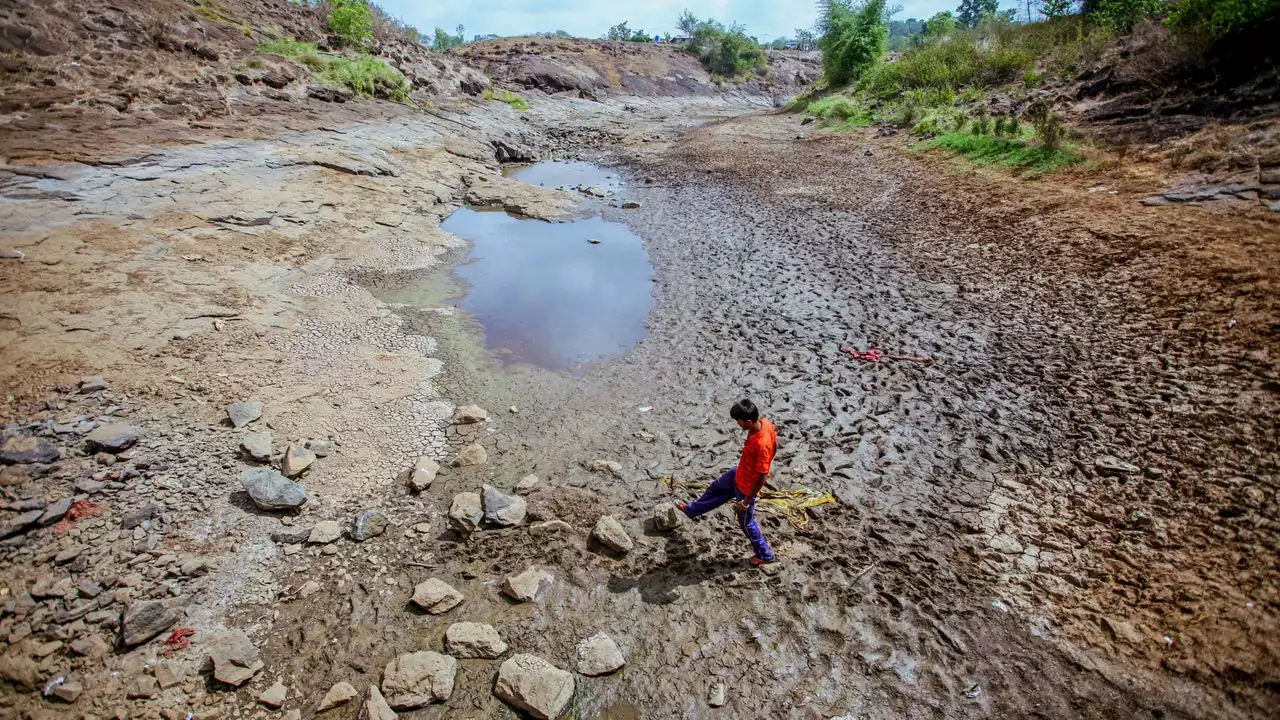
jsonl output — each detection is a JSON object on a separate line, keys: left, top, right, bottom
{"left": 1041, "top": 0, "right": 1075, "bottom": 17}
{"left": 923, "top": 10, "right": 956, "bottom": 37}
{"left": 794, "top": 27, "right": 816, "bottom": 50}
{"left": 606, "top": 21, "right": 631, "bottom": 40}
{"left": 956, "top": 0, "right": 1000, "bottom": 27}
{"left": 327, "top": 0, "right": 373, "bottom": 48}
{"left": 817, "top": 0, "right": 889, "bottom": 86}
{"left": 456, "top": 24, "right": 465, "bottom": 37}
{"left": 677, "top": 9, "right": 701, "bottom": 36}
{"left": 432, "top": 26, "right": 464, "bottom": 51}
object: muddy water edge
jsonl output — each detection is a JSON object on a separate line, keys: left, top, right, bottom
{"left": 256, "top": 121, "right": 1267, "bottom": 719}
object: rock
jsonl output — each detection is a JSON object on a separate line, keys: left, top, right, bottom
{"left": 448, "top": 492, "right": 483, "bottom": 533}
{"left": 85, "top": 423, "right": 142, "bottom": 452}
{"left": 317, "top": 681, "right": 358, "bottom": 711}
{"left": 351, "top": 509, "right": 389, "bottom": 541}
{"left": 1095, "top": 456, "right": 1140, "bottom": 476}
{"left": 154, "top": 660, "right": 185, "bottom": 689}
{"left": 128, "top": 675, "right": 158, "bottom": 699}
{"left": 503, "top": 567, "right": 553, "bottom": 603}
{"left": 240, "top": 468, "right": 308, "bottom": 510}
{"left": 0, "top": 435, "right": 58, "bottom": 464}
{"left": 282, "top": 444, "right": 316, "bottom": 477}
{"left": 308, "top": 520, "right": 343, "bottom": 544}
{"left": 79, "top": 375, "right": 108, "bottom": 393}
{"left": 120, "top": 600, "right": 182, "bottom": 646}
{"left": 482, "top": 485, "right": 527, "bottom": 526}
{"left": 259, "top": 680, "right": 288, "bottom": 708}
{"left": 445, "top": 622, "right": 508, "bottom": 658}
{"left": 494, "top": 654, "right": 574, "bottom": 720}
{"left": 208, "top": 629, "right": 263, "bottom": 687}
{"left": 122, "top": 503, "right": 159, "bottom": 529}
{"left": 576, "top": 633, "right": 625, "bottom": 676}
{"left": 529, "top": 520, "right": 574, "bottom": 537}
{"left": 989, "top": 534, "right": 1024, "bottom": 555}
{"left": 52, "top": 676, "right": 83, "bottom": 702}
{"left": 298, "top": 580, "right": 322, "bottom": 598}
{"left": 1141, "top": 196, "right": 1171, "bottom": 206}
{"left": 240, "top": 432, "right": 273, "bottom": 462}
{"left": 1, "top": 509, "right": 41, "bottom": 538}
{"left": 38, "top": 497, "right": 72, "bottom": 527}
{"left": 516, "top": 474, "right": 539, "bottom": 492}
{"left": 181, "top": 558, "right": 210, "bottom": 576}
{"left": 588, "top": 459, "right": 622, "bottom": 475}
{"left": 227, "top": 402, "right": 263, "bottom": 428}
{"left": 407, "top": 456, "right": 439, "bottom": 492}
{"left": 1101, "top": 616, "right": 1143, "bottom": 645}
{"left": 272, "top": 527, "right": 310, "bottom": 544}
{"left": 410, "top": 578, "right": 464, "bottom": 614}
{"left": 0, "top": 653, "right": 41, "bottom": 691}
{"left": 652, "top": 503, "right": 682, "bottom": 531}
{"left": 622, "top": 200, "right": 641, "bottom": 209}
{"left": 708, "top": 681, "right": 727, "bottom": 707}
{"left": 453, "top": 405, "right": 488, "bottom": 424}
{"left": 305, "top": 438, "right": 332, "bottom": 457}
{"left": 381, "top": 651, "right": 456, "bottom": 709}
{"left": 591, "top": 515, "right": 633, "bottom": 553}
{"left": 451, "top": 443, "right": 487, "bottom": 468}
{"left": 363, "top": 685, "right": 397, "bottom": 720}
{"left": 307, "top": 84, "right": 356, "bottom": 103}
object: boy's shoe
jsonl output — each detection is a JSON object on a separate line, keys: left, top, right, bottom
{"left": 676, "top": 502, "right": 687, "bottom": 513}
{"left": 750, "top": 557, "right": 777, "bottom": 566}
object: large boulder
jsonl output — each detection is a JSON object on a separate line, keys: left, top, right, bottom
{"left": 207, "top": 629, "right": 264, "bottom": 687}
{"left": 482, "top": 485, "right": 527, "bottom": 527}
{"left": 576, "top": 633, "right": 625, "bottom": 676}
{"left": 0, "top": 435, "right": 58, "bottom": 464}
{"left": 445, "top": 622, "right": 508, "bottom": 659}
{"left": 351, "top": 509, "right": 389, "bottom": 542}
{"left": 120, "top": 600, "right": 182, "bottom": 646}
{"left": 451, "top": 443, "right": 487, "bottom": 468}
{"left": 227, "top": 402, "right": 262, "bottom": 428}
{"left": 363, "top": 685, "right": 397, "bottom": 720}
{"left": 653, "top": 503, "right": 682, "bottom": 532}
{"left": 502, "top": 567, "right": 553, "bottom": 603}
{"left": 407, "top": 456, "right": 439, "bottom": 492}
{"left": 240, "top": 468, "right": 308, "bottom": 510}
{"left": 411, "top": 579, "right": 463, "bottom": 614}
{"left": 448, "top": 492, "right": 483, "bottom": 533}
{"left": 85, "top": 423, "right": 143, "bottom": 453}
{"left": 494, "top": 654, "right": 574, "bottom": 720}
{"left": 281, "top": 444, "right": 316, "bottom": 477}
{"left": 591, "top": 515, "right": 633, "bottom": 554}
{"left": 453, "top": 405, "right": 488, "bottom": 424}
{"left": 381, "top": 651, "right": 456, "bottom": 709}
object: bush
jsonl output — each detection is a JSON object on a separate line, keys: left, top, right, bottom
{"left": 327, "top": 0, "right": 373, "bottom": 48}
{"left": 319, "top": 55, "right": 410, "bottom": 101}
{"left": 1164, "top": 0, "right": 1280, "bottom": 40}
{"left": 1026, "top": 100, "right": 1065, "bottom": 150}
{"left": 259, "top": 38, "right": 326, "bottom": 70}
{"left": 972, "top": 109, "right": 992, "bottom": 135}
{"left": 817, "top": 0, "right": 889, "bottom": 86}
{"left": 1022, "top": 69, "right": 1042, "bottom": 87}
{"left": 490, "top": 89, "right": 529, "bottom": 110}
{"left": 896, "top": 102, "right": 919, "bottom": 127}
{"left": 686, "top": 21, "right": 765, "bottom": 77}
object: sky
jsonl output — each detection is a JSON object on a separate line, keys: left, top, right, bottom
{"left": 373, "top": 1, "right": 1027, "bottom": 42}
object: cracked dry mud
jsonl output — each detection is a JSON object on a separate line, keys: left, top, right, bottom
{"left": 1, "top": 99, "right": 1276, "bottom": 720}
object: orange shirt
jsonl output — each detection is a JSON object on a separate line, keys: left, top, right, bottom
{"left": 736, "top": 418, "right": 776, "bottom": 494}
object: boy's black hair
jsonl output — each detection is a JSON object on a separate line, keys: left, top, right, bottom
{"left": 730, "top": 398, "right": 759, "bottom": 423}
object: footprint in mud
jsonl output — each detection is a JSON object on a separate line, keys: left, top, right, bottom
{"left": 607, "top": 530, "right": 744, "bottom": 604}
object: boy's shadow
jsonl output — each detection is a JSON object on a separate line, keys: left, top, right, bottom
{"left": 606, "top": 526, "right": 742, "bottom": 605}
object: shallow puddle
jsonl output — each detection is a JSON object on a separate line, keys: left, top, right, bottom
{"left": 439, "top": 207, "right": 653, "bottom": 371}
{"left": 503, "top": 160, "right": 621, "bottom": 195}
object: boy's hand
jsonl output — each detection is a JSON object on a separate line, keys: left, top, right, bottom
{"left": 733, "top": 499, "right": 751, "bottom": 513}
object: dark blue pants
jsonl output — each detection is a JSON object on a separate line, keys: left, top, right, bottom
{"left": 682, "top": 468, "right": 774, "bottom": 562}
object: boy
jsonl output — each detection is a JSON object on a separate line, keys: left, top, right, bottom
{"left": 678, "top": 399, "right": 776, "bottom": 565}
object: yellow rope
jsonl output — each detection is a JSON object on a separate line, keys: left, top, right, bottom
{"left": 658, "top": 475, "right": 835, "bottom": 528}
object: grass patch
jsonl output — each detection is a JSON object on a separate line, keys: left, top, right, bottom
{"left": 925, "top": 132, "right": 1081, "bottom": 174}
{"left": 483, "top": 88, "right": 529, "bottom": 110}
{"left": 258, "top": 38, "right": 409, "bottom": 102}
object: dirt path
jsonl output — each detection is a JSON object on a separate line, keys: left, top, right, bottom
{"left": 1, "top": 102, "right": 1275, "bottom": 719}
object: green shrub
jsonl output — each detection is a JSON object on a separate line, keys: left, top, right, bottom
{"left": 1165, "top": 0, "right": 1280, "bottom": 39}
{"left": 953, "top": 112, "right": 968, "bottom": 131}
{"left": 1022, "top": 69, "right": 1042, "bottom": 87}
{"left": 817, "top": 0, "right": 889, "bottom": 86}
{"left": 327, "top": 0, "right": 373, "bottom": 48}
{"left": 913, "top": 116, "right": 942, "bottom": 135}
{"left": 896, "top": 103, "right": 919, "bottom": 127}
{"left": 972, "top": 108, "right": 991, "bottom": 135}
{"left": 1088, "top": 0, "right": 1165, "bottom": 32}
{"left": 497, "top": 89, "right": 528, "bottom": 110}
{"left": 927, "top": 132, "right": 1081, "bottom": 173}
{"left": 1026, "top": 101, "right": 1065, "bottom": 150}
{"left": 685, "top": 20, "right": 765, "bottom": 77}
{"left": 319, "top": 55, "right": 409, "bottom": 101}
